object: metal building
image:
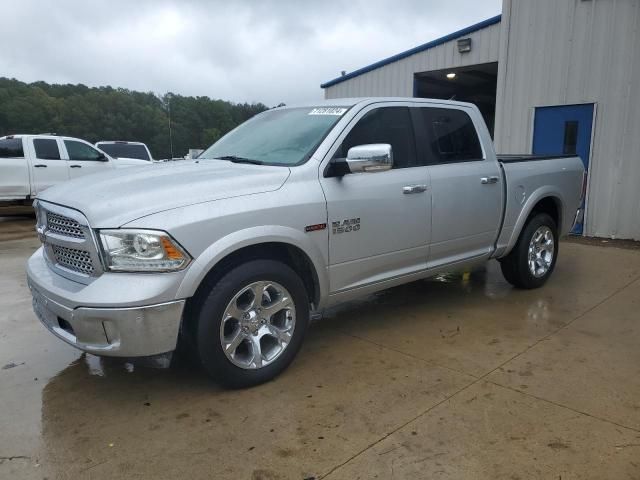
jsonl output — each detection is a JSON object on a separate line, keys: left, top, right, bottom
{"left": 321, "top": 0, "right": 640, "bottom": 240}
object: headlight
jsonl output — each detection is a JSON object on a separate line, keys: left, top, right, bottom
{"left": 99, "top": 229, "right": 190, "bottom": 272}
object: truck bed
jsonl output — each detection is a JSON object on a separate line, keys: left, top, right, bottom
{"left": 493, "top": 153, "right": 585, "bottom": 258}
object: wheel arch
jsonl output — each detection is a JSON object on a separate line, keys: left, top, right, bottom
{"left": 529, "top": 196, "right": 562, "bottom": 230}
{"left": 176, "top": 227, "right": 328, "bottom": 309}
{"left": 501, "top": 188, "right": 564, "bottom": 257}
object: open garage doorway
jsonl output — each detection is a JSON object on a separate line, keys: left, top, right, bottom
{"left": 414, "top": 62, "right": 498, "bottom": 136}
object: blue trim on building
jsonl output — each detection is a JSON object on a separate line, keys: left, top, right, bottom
{"left": 320, "top": 14, "right": 502, "bottom": 89}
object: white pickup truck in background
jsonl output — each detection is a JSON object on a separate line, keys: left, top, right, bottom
{"left": 0, "top": 134, "right": 150, "bottom": 205}
{"left": 95, "top": 140, "right": 155, "bottom": 162}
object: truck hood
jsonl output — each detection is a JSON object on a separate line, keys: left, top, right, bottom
{"left": 37, "top": 160, "right": 290, "bottom": 227}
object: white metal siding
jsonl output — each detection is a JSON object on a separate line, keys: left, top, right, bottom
{"left": 495, "top": 0, "right": 640, "bottom": 240}
{"left": 324, "top": 21, "right": 502, "bottom": 99}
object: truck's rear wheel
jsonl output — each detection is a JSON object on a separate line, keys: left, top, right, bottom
{"left": 500, "top": 213, "right": 558, "bottom": 289}
{"left": 193, "top": 259, "right": 309, "bottom": 388}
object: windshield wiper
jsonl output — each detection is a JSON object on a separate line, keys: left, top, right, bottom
{"left": 214, "top": 155, "right": 263, "bottom": 165}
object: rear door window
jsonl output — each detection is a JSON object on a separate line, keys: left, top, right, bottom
{"left": 416, "top": 107, "right": 483, "bottom": 164}
{"left": 0, "top": 138, "right": 24, "bottom": 158}
{"left": 97, "top": 143, "right": 150, "bottom": 160}
{"left": 33, "top": 139, "right": 61, "bottom": 160}
{"left": 65, "top": 140, "right": 103, "bottom": 161}
{"left": 333, "top": 107, "right": 417, "bottom": 169}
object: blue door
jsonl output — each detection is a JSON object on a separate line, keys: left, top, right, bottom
{"left": 532, "top": 104, "right": 594, "bottom": 234}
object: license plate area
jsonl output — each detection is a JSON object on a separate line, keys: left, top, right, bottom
{"left": 31, "top": 287, "right": 65, "bottom": 332}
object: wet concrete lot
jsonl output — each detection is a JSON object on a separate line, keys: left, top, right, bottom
{"left": 1, "top": 216, "right": 639, "bottom": 479}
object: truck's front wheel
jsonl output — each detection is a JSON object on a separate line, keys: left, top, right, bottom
{"left": 192, "top": 259, "right": 309, "bottom": 388}
{"left": 499, "top": 213, "right": 558, "bottom": 289}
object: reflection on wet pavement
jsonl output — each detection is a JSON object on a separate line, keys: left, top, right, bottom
{"left": 1, "top": 218, "right": 640, "bottom": 479}
{"left": 82, "top": 353, "right": 172, "bottom": 377}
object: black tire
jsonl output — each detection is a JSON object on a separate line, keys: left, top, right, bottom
{"left": 499, "top": 213, "right": 558, "bottom": 289}
{"left": 191, "top": 259, "right": 309, "bottom": 388}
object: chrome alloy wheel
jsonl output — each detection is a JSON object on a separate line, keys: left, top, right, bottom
{"left": 528, "top": 226, "right": 555, "bottom": 278}
{"left": 219, "top": 281, "right": 296, "bottom": 369}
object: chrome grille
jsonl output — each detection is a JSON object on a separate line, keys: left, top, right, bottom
{"left": 51, "top": 245, "right": 95, "bottom": 275}
{"left": 36, "top": 201, "right": 103, "bottom": 282}
{"left": 46, "top": 212, "right": 85, "bottom": 239}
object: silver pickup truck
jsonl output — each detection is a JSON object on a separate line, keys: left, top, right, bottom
{"left": 27, "top": 98, "right": 585, "bottom": 387}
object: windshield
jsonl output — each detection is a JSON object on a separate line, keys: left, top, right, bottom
{"left": 97, "top": 143, "right": 151, "bottom": 161}
{"left": 199, "top": 106, "right": 348, "bottom": 166}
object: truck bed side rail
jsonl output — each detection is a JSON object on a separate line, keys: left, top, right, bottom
{"left": 498, "top": 154, "right": 578, "bottom": 163}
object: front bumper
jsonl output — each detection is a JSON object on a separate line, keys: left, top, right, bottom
{"left": 27, "top": 248, "right": 185, "bottom": 357}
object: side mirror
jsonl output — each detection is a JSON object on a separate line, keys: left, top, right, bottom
{"left": 346, "top": 144, "right": 393, "bottom": 173}
{"left": 97, "top": 153, "right": 108, "bottom": 162}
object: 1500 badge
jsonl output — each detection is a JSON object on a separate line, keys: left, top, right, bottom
{"left": 332, "top": 218, "right": 360, "bottom": 234}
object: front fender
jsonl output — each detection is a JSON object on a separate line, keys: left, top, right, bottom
{"left": 175, "top": 225, "right": 329, "bottom": 302}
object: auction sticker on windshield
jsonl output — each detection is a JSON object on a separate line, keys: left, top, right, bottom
{"left": 308, "top": 107, "right": 348, "bottom": 116}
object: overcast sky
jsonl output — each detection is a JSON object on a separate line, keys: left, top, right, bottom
{"left": 3, "top": 0, "right": 501, "bottom": 106}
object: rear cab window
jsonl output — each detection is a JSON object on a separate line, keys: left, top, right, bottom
{"left": 0, "top": 138, "right": 24, "bottom": 158}
{"left": 33, "top": 139, "right": 61, "bottom": 160}
{"left": 414, "top": 107, "right": 483, "bottom": 164}
{"left": 97, "top": 143, "right": 150, "bottom": 161}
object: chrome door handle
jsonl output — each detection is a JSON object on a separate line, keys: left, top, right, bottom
{"left": 403, "top": 184, "right": 428, "bottom": 194}
{"left": 481, "top": 176, "right": 500, "bottom": 184}
{"left": 34, "top": 164, "right": 47, "bottom": 168}
{"left": 70, "top": 165, "right": 82, "bottom": 168}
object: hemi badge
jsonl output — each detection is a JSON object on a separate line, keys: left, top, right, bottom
{"left": 305, "top": 223, "right": 327, "bottom": 233}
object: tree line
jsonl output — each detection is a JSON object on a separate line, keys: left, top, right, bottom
{"left": 0, "top": 77, "right": 269, "bottom": 159}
